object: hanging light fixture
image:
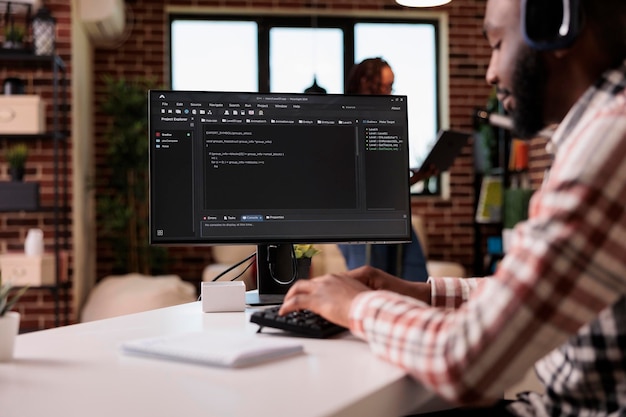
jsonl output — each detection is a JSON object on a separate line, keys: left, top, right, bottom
{"left": 32, "top": 6, "right": 56, "bottom": 56}
{"left": 396, "top": 0, "right": 451, "bottom": 7}
{"left": 304, "top": 77, "right": 326, "bottom": 94}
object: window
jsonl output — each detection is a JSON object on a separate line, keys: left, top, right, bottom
{"left": 169, "top": 11, "right": 447, "bottom": 196}
{"left": 354, "top": 23, "right": 438, "bottom": 184}
{"left": 269, "top": 27, "right": 344, "bottom": 94}
{"left": 171, "top": 20, "right": 258, "bottom": 91}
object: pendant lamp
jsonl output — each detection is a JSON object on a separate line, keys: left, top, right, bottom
{"left": 396, "top": 0, "right": 451, "bottom": 7}
{"left": 304, "top": 76, "right": 327, "bottom": 94}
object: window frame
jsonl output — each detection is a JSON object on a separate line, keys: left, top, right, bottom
{"left": 167, "top": 8, "right": 450, "bottom": 198}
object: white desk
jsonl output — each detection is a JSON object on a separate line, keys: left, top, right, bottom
{"left": 0, "top": 302, "right": 450, "bottom": 417}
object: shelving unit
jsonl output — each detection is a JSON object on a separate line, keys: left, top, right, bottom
{"left": 472, "top": 107, "right": 510, "bottom": 276}
{"left": 1, "top": 51, "right": 69, "bottom": 327}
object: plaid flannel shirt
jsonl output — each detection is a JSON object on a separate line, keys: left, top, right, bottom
{"left": 349, "top": 59, "right": 626, "bottom": 416}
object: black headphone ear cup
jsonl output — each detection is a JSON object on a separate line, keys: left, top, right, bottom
{"left": 522, "top": 0, "right": 583, "bottom": 50}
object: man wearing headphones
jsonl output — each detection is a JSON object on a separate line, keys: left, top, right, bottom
{"left": 280, "top": 0, "right": 626, "bottom": 415}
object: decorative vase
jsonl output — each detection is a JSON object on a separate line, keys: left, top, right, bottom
{"left": 0, "top": 311, "right": 20, "bottom": 362}
{"left": 296, "top": 257, "right": 312, "bottom": 280}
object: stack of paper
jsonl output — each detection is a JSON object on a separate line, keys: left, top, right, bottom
{"left": 120, "top": 331, "right": 304, "bottom": 368}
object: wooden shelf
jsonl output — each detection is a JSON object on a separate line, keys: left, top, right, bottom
{"left": 1, "top": 53, "right": 69, "bottom": 326}
{"left": 0, "top": 132, "right": 68, "bottom": 141}
{"left": 0, "top": 50, "right": 66, "bottom": 69}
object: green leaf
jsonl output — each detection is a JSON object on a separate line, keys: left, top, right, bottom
{"left": 0, "top": 279, "right": 29, "bottom": 317}
{"left": 293, "top": 244, "right": 320, "bottom": 258}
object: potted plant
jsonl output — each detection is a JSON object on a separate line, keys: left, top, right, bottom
{"left": 5, "top": 143, "right": 28, "bottom": 181}
{"left": 0, "top": 275, "right": 28, "bottom": 362}
{"left": 97, "top": 76, "right": 166, "bottom": 274}
{"left": 3, "top": 23, "right": 26, "bottom": 50}
{"left": 293, "top": 244, "right": 320, "bottom": 279}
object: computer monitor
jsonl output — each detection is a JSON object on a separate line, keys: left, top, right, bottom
{"left": 148, "top": 90, "right": 412, "bottom": 304}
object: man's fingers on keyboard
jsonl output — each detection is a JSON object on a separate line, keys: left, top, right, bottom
{"left": 283, "top": 279, "right": 315, "bottom": 300}
{"left": 279, "top": 294, "right": 310, "bottom": 315}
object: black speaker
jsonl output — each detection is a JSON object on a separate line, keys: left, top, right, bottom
{"left": 521, "top": 0, "right": 583, "bottom": 50}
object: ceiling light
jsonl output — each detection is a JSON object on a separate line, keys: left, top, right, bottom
{"left": 396, "top": 0, "right": 451, "bottom": 7}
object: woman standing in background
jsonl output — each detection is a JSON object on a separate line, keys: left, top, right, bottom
{"left": 339, "top": 57, "right": 431, "bottom": 282}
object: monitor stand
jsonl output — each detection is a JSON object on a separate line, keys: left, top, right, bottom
{"left": 246, "top": 244, "right": 297, "bottom": 306}
{"left": 245, "top": 291, "right": 286, "bottom": 306}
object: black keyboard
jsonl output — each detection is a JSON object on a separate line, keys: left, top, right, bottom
{"left": 250, "top": 306, "right": 348, "bottom": 339}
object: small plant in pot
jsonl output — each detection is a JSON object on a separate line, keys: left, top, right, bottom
{"left": 0, "top": 274, "right": 29, "bottom": 362}
{"left": 3, "top": 24, "right": 26, "bottom": 50}
{"left": 0, "top": 278, "right": 28, "bottom": 317}
{"left": 5, "top": 143, "right": 28, "bottom": 181}
{"left": 293, "top": 244, "right": 320, "bottom": 279}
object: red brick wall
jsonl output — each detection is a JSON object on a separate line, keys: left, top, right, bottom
{"left": 2, "top": 0, "right": 555, "bottom": 330}
{"left": 0, "top": 0, "right": 72, "bottom": 331}
{"left": 91, "top": 0, "right": 495, "bottom": 286}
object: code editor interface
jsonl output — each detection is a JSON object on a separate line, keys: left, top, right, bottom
{"left": 149, "top": 91, "right": 411, "bottom": 244}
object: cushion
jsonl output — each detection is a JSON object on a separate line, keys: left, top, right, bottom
{"left": 80, "top": 273, "right": 197, "bottom": 322}
{"left": 211, "top": 245, "right": 257, "bottom": 264}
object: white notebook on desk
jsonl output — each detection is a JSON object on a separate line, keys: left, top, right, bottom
{"left": 120, "top": 331, "right": 304, "bottom": 368}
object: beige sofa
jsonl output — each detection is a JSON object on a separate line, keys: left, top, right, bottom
{"left": 80, "top": 273, "right": 197, "bottom": 322}
{"left": 202, "top": 215, "right": 466, "bottom": 288}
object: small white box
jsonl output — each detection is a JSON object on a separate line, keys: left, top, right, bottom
{"left": 0, "top": 95, "right": 46, "bottom": 134}
{"left": 0, "top": 253, "right": 55, "bottom": 286}
{"left": 201, "top": 281, "right": 245, "bottom": 312}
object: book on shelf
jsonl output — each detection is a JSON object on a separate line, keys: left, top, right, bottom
{"left": 476, "top": 175, "right": 503, "bottom": 223}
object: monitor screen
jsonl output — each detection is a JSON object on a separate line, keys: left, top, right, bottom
{"left": 148, "top": 90, "right": 412, "bottom": 302}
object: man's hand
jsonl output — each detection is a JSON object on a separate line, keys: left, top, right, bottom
{"left": 279, "top": 273, "right": 368, "bottom": 328}
{"left": 279, "top": 266, "right": 432, "bottom": 327}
